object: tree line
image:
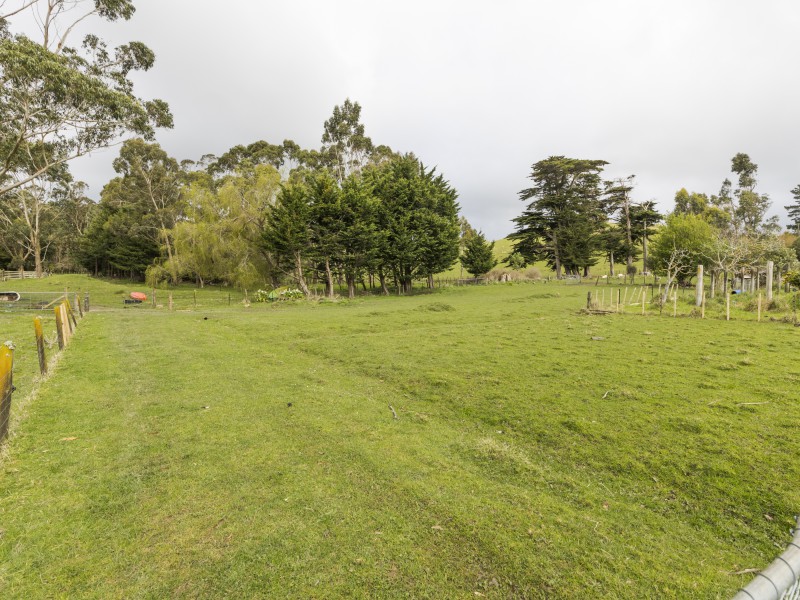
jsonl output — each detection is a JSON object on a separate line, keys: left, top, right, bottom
{"left": 0, "top": 3, "right": 476, "bottom": 293}
{"left": 508, "top": 153, "right": 800, "bottom": 298}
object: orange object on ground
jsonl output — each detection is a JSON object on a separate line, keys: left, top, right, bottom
{"left": 130, "top": 292, "right": 147, "bottom": 301}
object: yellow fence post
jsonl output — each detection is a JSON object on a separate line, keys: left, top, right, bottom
{"left": 0, "top": 343, "right": 14, "bottom": 444}
{"left": 55, "top": 305, "right": 65, "bottom": 350}
{"left": 34, "top": 317, "right": 47, "bottom": 375}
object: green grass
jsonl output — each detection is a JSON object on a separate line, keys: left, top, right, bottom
{"left": 1, "top": 279, "right": 799, "bottom": 598}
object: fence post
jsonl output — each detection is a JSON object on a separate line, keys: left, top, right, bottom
{"left": 169, "top": 293, "right": 174, "bottom": 311}
{"left": 586, "top": 291, "right": 591, "bottom": 310}
{"left": 34, "top": 317, "right": 47, "bottom": 375}
{"left": 726, "top": 292, "right": 731, "bottom": 321}
{"left": 75, "top": 293, "right": 83, "bottom": 318}
{"left": 758, "top": 292, "right": 762, "bottom": 322}
{"left": 66, "top": 300, "right": 78, "bottom": 330}
{"left": 0, "top": 342, "right": 14, "bottom": 444}
{"left": 54, "top": 305, "right": 65, "bottom": 350}
{"left": 766, "top": 260, "right": 774, "bottom": 302}
{"left": 695, "top": 264, "right": 704, "bottom": 306}
{"left": 84, "top": 292, "right": 90, "bottom": 313}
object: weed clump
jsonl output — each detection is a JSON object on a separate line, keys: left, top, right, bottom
{"left": 419, "top": 302, "right": 455, "bottom": 312}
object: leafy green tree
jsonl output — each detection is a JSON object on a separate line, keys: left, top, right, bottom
{"left": 0, "top": 1, "right": 172, "bottom": 196}
{"left": 650, "top": 213, "right": 713, "bottom": 299}
{"left": 730, "top": 153, "right": 770, "bottom": 234}
{"left": 629, "top": 200, "right": 662, "bottom": 273}
{"left": 78, "top": 140, "right": 181, "bottom": 279}
{"left": 785, "top": 185, "right": 800, "bottom": 234}
{"left": 109, "top": 139, "right": 182, "bottom": 280}
{"left": 338, "top": 174, "right": 378, "bottom": 298}
{"left": 604, "top": 176, "right": 640, "bottom": 272}
{"left": 368, "top": 155, "right": 460, "bottom": 293}
{"left": 321, "top": 99, "right": 374, "bottom": 183}
{"left": 262, "top": 182, "right": 312, "bottom": 295}
{"left": 46, "top": 181, "right": 95, "bottom": 272}
{"left": 306, "top": 169, "right": 342, "bottom": 298}
{"left": 510, "top": 156, "right": 607, "bottom": 278}
{"left": 461, "top": 231, "right": 497, "bottom": 277}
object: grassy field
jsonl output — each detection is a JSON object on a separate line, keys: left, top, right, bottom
{"left": 1, "top": 277, "right": 798, "bottom": 598}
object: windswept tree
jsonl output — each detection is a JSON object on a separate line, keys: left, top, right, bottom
{"left": 510, "top": 156, "right": 607, "bottom": 278}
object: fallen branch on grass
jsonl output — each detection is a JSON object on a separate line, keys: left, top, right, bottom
{"left": 736, "top": 402, "right": 770, "bottom": 407}
{"left": 388, "top": 405, "right": 398, "bottom": 420}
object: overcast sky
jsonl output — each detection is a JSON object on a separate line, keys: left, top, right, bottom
{"left": 14, "top": 0, "right": 800, "bottom": 239}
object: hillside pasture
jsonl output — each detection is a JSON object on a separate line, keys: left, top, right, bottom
{"left": 0, "top": 280, "right": 798, "bottom": 598}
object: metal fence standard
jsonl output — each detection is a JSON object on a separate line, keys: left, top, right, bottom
{"left": 733, "top": 517, "right": 800, "bottom": 600}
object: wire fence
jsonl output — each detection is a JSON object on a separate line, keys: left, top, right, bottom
{"left": 0, "top": 291, "right": 67, "bottom": 312}
{"left": 0, "top": 297, "right": 85, "bottom": 448}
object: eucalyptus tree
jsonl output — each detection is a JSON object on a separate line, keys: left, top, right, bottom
{"left": 0, "top": 0, "right": 172, "bottom": 197}
{"left": 730, "top": 153, "right": 770, "bottom": 234}
{"left": 510, "top": 156, "right": 607, "bottom": 278}
{"left": 321, "top": 99, "right": 374, "bottom": 183}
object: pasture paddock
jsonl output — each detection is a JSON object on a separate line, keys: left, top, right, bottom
{"left": 0, "top": 277, "right": 798, "bottom": 598}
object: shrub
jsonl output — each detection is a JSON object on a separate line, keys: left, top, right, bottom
{"left": 523, "top": 267, "right": 541, "bottom": 280}
{"left": 253, "top": 287, "right": 304, "bottom": 302}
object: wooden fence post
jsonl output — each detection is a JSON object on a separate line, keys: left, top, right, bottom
{"left": 0, "top": 343, "right": 14, "bottom": 444}
{"left": 766, "top": 260, "right": 774, "bottom": 302}
{"left": 758, "top": 292, "right": 762, "bottom": 322}
{"left": 701, "top": 292, "right": 706, "bottom": 319}
{"left": 54, "top": 305, "right": 65, "bottom": 350}
{"left": 726, "top": 292, "right": 731, "bottom": 321}
{"left": 75, "top": 293, "right": 83, "bottom": 318}
{"left": 34, "top": 317, "right": 47, "bottom": 375}
{"left": 696, "top": 264, "right": 704, "bottom": 306}
{"left": 673, "top": 290, "right": 677, "bottom": 317}
{"left": 84, "top": 292, "right": 90, "bottom": 313}
{"left": 169, "top": 293, "right": 174, "bottom": 311}
{"left": 66, "top": 300, "right": 78, "bottom": 330}
{"left": 586, "top": 291, "right": 591, "bottom": 310}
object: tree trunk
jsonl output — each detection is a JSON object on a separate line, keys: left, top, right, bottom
{"left": 624, "top": 202, "right": 634, "bottom": 273}
{"left": 427, "top": 274, "right": 434, "bottom": 289}
{"left": 324, "top": 258, "right": 334, "bottom": 299}
{"left": 33, "top": 230, "right": 43, "bottom": 278}
{"left": 642, "top": 221, "right": 649, "bottom": 274}
{"left": 379, "top": 269, "right": 389, "bottom": 295}
{"left": 294, "top": 251, "right": 310, "bottom": 295}
{"left": 609, "top": 252, "right": 615, "bottom": 276}
{"left": 347, "top": 275, "right": 355, "bottom": 299}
